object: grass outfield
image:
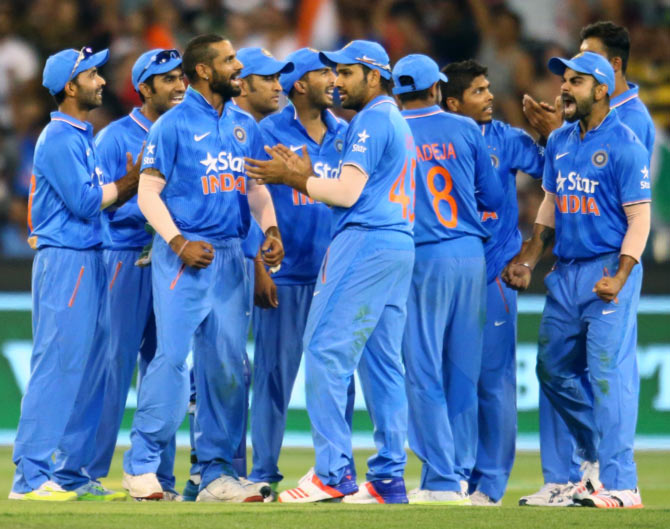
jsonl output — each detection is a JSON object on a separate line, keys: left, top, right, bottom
{"left": 0, "top": 447, "right": 668, "bottom": 528}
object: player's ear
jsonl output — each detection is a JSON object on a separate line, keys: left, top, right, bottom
{"left": 293, "top": 79, "right": 307, "bottom": 95}
{"left": 610, "top": 56, "right": 622, "bottom": 74}
{"left": 444, "top": 96, "right": 459, "bottom": 113}
{"left": 138, "top": 82, "right": 152, "bottom": 102}
{"left": 195, "top": 62, "right": 212, "bottom": 82}
{"left": 595, "top": 82, "right": 608, "bottom": 102}
{"left": 64, "top": 79, "right": 78, "bottom": 99}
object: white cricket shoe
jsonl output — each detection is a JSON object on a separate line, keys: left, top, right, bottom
{"left": 278, "top": 468, "right": 357, "bottom": 503}
{"left": 162, "top": 488, "right": 183, "bottom": 501}
{"left": 470, "top": 490, "right": 501, "bottom": 506}
{"left": 573, "top": 461, "right": 603, "bottom": 502}
{"left": 519, "top": 482, "right": 576, "bottom": 506}
{"left": 8, "top": 480, "right": 77, "bottom": 502}
{"left": 409, "top": 489, "right": 471, "bottom": 505}
{"left": 239, "top": 477, "right": 273, "bottom": 500}
{"left": 122, "top": 472, "right": 163, "bottom": 501}
{"left": 580, "top": 488, "right": 643, "bottom": 509}
{"left": 196, "top": 475, "right": 263, "bottom": 503}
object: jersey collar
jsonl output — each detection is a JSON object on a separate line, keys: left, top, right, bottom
{"left": 363, "top": 94, "right": 397, "bottom": 112}
{"left": 611, "top": 82, "right": 639, "bottom": 109}
{"left": 50, "top": 111, "right": 93, "bottom": 135}
{"left": 571, "top": 109, "right": 618, "bottom": 140}
{"left": 282, "top": 103, "right": 341, "bottom": 143}
{"left": 184, "top": 86, "right": 220, "bottom": 119}
{"left": 400, "top": 104, "right": 442, "bottom": 119}
{"left": 129, "top": 107, "right": 153, "bottom": 132}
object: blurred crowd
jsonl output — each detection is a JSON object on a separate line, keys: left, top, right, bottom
{"left": 0, "top": 0, "right": 668, "bottom": 261}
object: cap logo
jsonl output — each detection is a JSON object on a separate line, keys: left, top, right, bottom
{"left": 591, "top": 150, "right": 608, "bottom": 168}
{"left": 595, "top": 68, "right": 606, "bottom": 76}
{"left": 234, "top": 126, "right": 247, "bottom": 143}
{"left": 261, "top": 48, "right": 274, "bottom": 58}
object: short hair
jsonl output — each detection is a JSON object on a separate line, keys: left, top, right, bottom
{"left": 395, "top": 76, "right": 431, "bottom": 103}
{"left": 361, "top": 64, "right": 392, "bottom": 94}
{"left": 53, "top": 90, "right": 66, "bottom": 106}
{"left": 183, "top": 33, "right": 225, "bottom": 81}
{"left": 441, "top": 60, "right": 488, "bottom": 102}
{"left": 137, "top": 76, "right": 155, "bottom": 103}
{"left": 580, "top": 21, "right": 630, "bottom": 73}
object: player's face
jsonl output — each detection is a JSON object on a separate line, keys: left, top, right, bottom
{"left": 209, "top": 40, "right": 243, "bottom": 101}
{"left": 73, "top": 67, "right": 105, "bottom": 110}
{"left": 335, "top": 63, "right": 368, "bottom": 111}
{"left": 304, "top": 67, "right": 336, "bottom": 109}
{"left": 146, "top": 67, "right": 186, "bottom": 115}
{"left": 460, "top": 75, "right": 494, "bottom": 123}
{"left": 242, "top": 73, "right": 282, "bottom": 116}
{"left": 561, "top": 68, "right": 598, "bottom": 123}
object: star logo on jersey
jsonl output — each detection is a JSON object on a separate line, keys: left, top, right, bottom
{"left": 556, "top": 170, "right": 567, "bottom": 192}
{"left": 357, "top": 130, "right": 370, "bottom": 143}
{"left": 641, "top": 166, "right": 649, "bottom": 179}
{"left": 146, "top": 143, "right": 156, "bottom": 155}
{"left": 200, "top": 152, "right": 219, "bottom": 174}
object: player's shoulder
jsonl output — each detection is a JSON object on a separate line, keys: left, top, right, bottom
{"left": 546, "top": 121, "right": 574, "bottom": 146}
{"left": 259, "top": 105, "right": 289, "bottom": 132}
{"left": 324, "top": 108, "right": 348, "bottom": 133}
{"left": 95, "top": 114, "right": 133, "bottom": 144}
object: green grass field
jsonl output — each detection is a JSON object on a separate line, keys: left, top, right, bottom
{"left": 0, "top": 447, "right": 668, "bottom": 528}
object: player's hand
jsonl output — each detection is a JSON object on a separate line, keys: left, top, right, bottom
{"left": 593, "top": 268, "right": 622, "bottom": 303}
{"left": 260, "top": 226, "right": 284, "bottom": 268}
{"left": 269, "top": 145, "right": 313, "bottom": 176}
{"left": 254, "top": 261, "right": 278, "bottom": 308}
{"left": 244, "top": 145, "right": 313, "bottom": 186}
{"left": 124, "top": 143, "right": 145, "bottom": 186}
{"left": 169, "top": 234, "right": 214, "bottom": 269}
{"left": 502, "top": 262, "right": 532, "bottom": 291}
{"left": 522, "top": 94, "right": 562, "bottom": 139}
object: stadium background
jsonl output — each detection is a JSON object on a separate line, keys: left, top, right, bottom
{"left": 0, "top": 0, "right": 668, "bottom": 449}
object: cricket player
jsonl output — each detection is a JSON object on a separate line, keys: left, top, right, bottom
{"left": 441, "top": 59, "right": 544, "bottom": 505}
{"left": 248, "top": 47, "right": 357, "bottom": 495}
{"left": 246, "top": 40, "right": 416, "bottom": 504}
{"left": 85, "top": 48, "right": 185, "bottom": 499}
{"left": 503, "top": 51, "right": 650, "bottom": 509}
{"left": 521, "top": 22, "right": 656, "bottom": 506}
{"left": 181, "top": 46, "right": 292, "bottom": 502}
{"left": 10, "top": 46, "right": 140, "bottom": 501}
{"left": 122, "top": 34, "right": 283, "bottom": 503}
{"left": 392, "top": 54, "right": 502, "bottom": 505}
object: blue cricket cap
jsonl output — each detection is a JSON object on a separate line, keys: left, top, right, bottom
{"left": 238, "top": 47, "right": 294, "bottom": 79}
{"left": 42, "top": 47, "right": 109, "bottom": 96}
{"left": 391, "top": 54, "right": 447, "bottom": 95}
{"left": 132, "top": 48, "right": 182, "bottom": 91}
{"left": 280, "top": 47, "right": 333, "bottom": 95}
{"left": 548, "top": 51, "right": 615, "bottom": 96}
{"left": 320, "top": 40, "right": 392, "bottom": 80}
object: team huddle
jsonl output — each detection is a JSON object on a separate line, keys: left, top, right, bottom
{"left": 9, "top": 19, "right": 653, "bottom": 510}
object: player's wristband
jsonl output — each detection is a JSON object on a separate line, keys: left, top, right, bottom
{"left": 519, "top": 262, "right": 533, "bottom": 271}
{"left": 176, "top": 240, "right": 189, "bottom": 257}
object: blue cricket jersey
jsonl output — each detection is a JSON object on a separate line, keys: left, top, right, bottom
{"left": 27, "top": 111, "right": 103, "bottom": 250}
{"left": 543, "top": 110, "right": 651, "bottom": 260}
{"left": 95, "top": 108, "right": 153, "bottom": 249}
{"left": 335, "top": 95, "right": 415, "bottom": 236}
{"left": 141, "top": 86, "right": 264, "bottom": 241}
{"left": 401, "top": 105, "right": 502, "bottom": 247}
{"left": 611, "top": 83, "right": 655, "bottom": 158}
{"left": 260, "top": 104, "right": 348, "bottom": 284}
{"left": 480, "top": 120, "right": 544, "bottom": 281}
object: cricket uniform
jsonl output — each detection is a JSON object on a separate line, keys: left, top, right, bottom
{"left": 401, "top": 106, "right": 502, "bottom": 491}
{"left": 302, "top": 95, "right": 416, "bottom": 485}
{"left": 249, "top": 104, "right": 354, "bottom": 484}
{"left": 537, "top": 110, "right": 650, "bottom": 491}
{"left": 539, "top": 84, "right": 655, "bottom": 486}
{"left": 469, "top": 120, "right": 544, "bottom": 501}
{"left": 84, "top": 107, "right": 175, "bottom": 490}
{"left": 12, "top": 112, "right": 108, "bottom": 493}
{"left": 123, "top": 86, "right": 264, "bottom": 490}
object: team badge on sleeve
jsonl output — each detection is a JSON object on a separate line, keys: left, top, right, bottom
{"left": 234, "top": 126, "right": 247, "bottom": 144}
{"left": 591, "top": 150, "right": 608, "bottom": 168}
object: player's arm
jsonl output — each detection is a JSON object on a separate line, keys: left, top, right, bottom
{"left": 245, "top": 145, "right": 367, "bottom": 208}
{"left": 254, "top": 249, "right": 278, "bottom": 309}
{"left": 473, "top": 130, "right": 503, "bottom": 211}
{"left": 501, "top": 190, "right": 555, "bottom": 290}
{"left": 593, "top": 202, "right": 650, "bottom": 303}
{"left": 247, "top": 177, "right": 284, "bottom": 268}
{"left": 100, "top": 147, "right": 144, "bottom": 209}
{"left": 137, "top": 168, "right": 214, "bottom": 268}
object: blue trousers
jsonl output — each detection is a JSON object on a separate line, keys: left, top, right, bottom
{"left": 402, "top": 237, "right": 486, "bottom": 491}
{"left": 304, "top": 228, "right": 414, "bottom": 485}
{"left": 84, "top": 248, "right": 175, "bottom": 489}
{"left": 539, "top": 390, "right": 581, "bottom": 484}
{"left": 13, "top": 248, "right": 107, "bottom": 492}
{"left": 536, "top": 253, "right": 641, "bottom": 490}
{"left": 123, "top": 236, "right": 249, "bottom": 489}
{"left": 250, "top": 283, "right": 356, "bottom": 483}
{"left": 469, "top": 277, "right": 517, "bottom": 501}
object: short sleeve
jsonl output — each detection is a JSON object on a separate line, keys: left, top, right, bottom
{"left": 94, "top": 127, "right": 123, "bottom": 184}
{"left": 506, "top": 126, "right": 544, "bottom": 178}
{"left": 141, "top": 120, "right": 177, "bottom": 180}
{"left": 340, "top": 111, "right": 387, "bottom": 177}
{"left": 542, "top": 133, "right": 557, "bottom": 194}
{"left": 617, "top": 141, "right": 652, "bottom": 206}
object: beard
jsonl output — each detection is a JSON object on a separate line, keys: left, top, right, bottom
{"left": 211, "top": 69, "right": 241, "bottom": 102}
{"left": 562, "top": 90, "right": 595, "bottom": 123}
{"left": 78, "top": 86, "right": 102, "bottom": 111}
